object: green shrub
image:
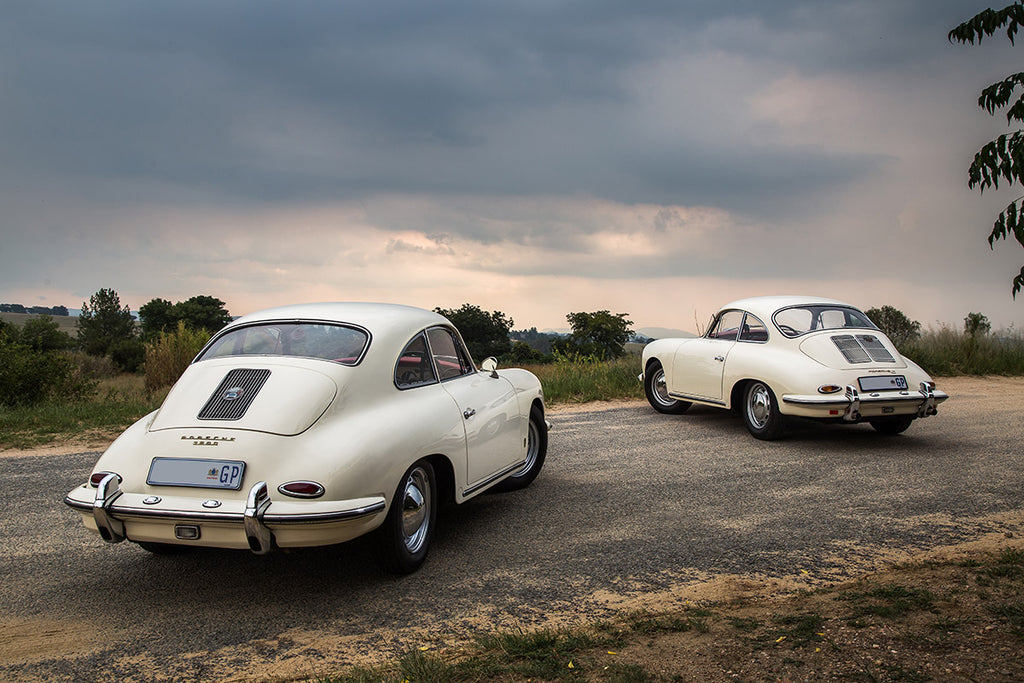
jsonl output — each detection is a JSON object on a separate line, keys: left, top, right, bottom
{"left": 109, "top": 338, "right": 147, "bottom": 373}
{"left": 524, "top": 353, "right": 643, "bottom": 404}
{"left": 144, "top": 321, "right": 211, "bottom": 391}
{"left": 0, "top": 345, "right": 98, "bottom": 407}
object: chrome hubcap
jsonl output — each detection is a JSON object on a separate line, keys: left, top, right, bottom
{"left": 652, "top": 368, "right": 673, "bottom": 406}
{"left": 401, "top": 467, "right": 430, "bottom": 553}
{"left": 512, "top": 418, "right": 540, "bottom": 477}
{"left": 747, "top": 384, "right": 771, "bottom": 429}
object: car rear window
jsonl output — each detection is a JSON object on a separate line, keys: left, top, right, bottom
{"left": 772, "top": 305, "right": 877, "bottom": 338}
{"left": 197, "top": 322, "right": 369, "bottom": 365}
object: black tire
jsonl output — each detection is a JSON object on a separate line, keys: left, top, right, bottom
{"left": 742, "top": 381, "right": 786, "bottom": 440}
{"left": 644, "top": 361, "right": 691, "bottom": 415}
{"left": 869, "top": 416, "right": 914, "bottom": 435}
{"left": 492, "top": 405, "right": 548, "bottom": 493}
{"left": 377, "top": 460, "right": 436, "bottom": 574}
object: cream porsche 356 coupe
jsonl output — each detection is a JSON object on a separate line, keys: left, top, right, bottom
{"left": 640, "top": 296, "right": 948, "bottom": 440}
{"left": 65, "top": 303, "right": 548, "bottom": 573}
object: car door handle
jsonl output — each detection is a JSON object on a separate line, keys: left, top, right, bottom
{"left": 714, "top": 356, "right": 725, "bottom": 362}
{"left": 463, "top": 408, "right": 476, "bottom": 419}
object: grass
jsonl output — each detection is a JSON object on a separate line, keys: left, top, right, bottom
{"left": 0, "top": 374, "right": 165, "bottom": 449}
{"left": 903, "top": 327, "right": 1024, "bottom": 376}
{"left": 521, "top": 355, "right": 644, "bottom": 405}
{"left": 312, "top": 546, "right": 1024, "bottom": 682}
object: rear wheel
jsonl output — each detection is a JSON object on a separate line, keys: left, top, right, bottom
{"left": 377, "top": 460, "right": 436, "bottom": 574}
{"left": 644, "top": 361, "right": 691, "bottom": 415}
{"left": 869, "top": 416, "right": 914, "bottom": 435}
{"left": 742, "top": 381, "right": 786, "bottom": 440}
{"left": 492, "top": 405, "right": 548, "bottom": 492}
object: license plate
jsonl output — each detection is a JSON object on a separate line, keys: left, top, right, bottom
{"left": 147, "top": 458, "right": 246, "bottom": 490}
{"left": 858, "top": 375, "right": 908, "bottom": 392}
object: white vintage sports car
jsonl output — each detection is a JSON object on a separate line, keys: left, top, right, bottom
{"left": 640, "top": 296, "right": 948, "bottom": 440}
{"left": 65, "top": 302, "right": 548, "bottom": 573}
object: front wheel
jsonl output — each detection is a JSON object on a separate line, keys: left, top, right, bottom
{"left": 492, "top": 405, "right": 548, "bottom": 492}
{"left": 377, "top": 460, "right": 436, "bottom": 574}
{"left": 644, "top": 361, "right": 691, "bottom": 415}
{"left": 869, "top": 416, "right": 914, "bottom": 435}
{"left": 742, "top": 381, "right": 786, "bottom": 440}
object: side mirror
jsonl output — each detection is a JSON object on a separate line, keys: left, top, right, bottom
{"left": 480, "top": 356, "right": 499, "bottom": 379}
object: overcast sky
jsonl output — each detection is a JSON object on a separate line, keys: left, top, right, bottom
{"left": 2, "top": 1, "right": 1022, "bottom": 332}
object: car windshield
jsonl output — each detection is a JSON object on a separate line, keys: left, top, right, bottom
{"left": 197, "top": 322, "right": 370, "bottom": 365}
{"left": 772, "top": 305, "right": 877, "bottom": 338}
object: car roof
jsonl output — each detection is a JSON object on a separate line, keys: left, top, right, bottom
{"left": 720, "top": 296, "right": 857, "bottom": 319}
{"left": 225, "top": 302, "right": 451, "bottom": 339}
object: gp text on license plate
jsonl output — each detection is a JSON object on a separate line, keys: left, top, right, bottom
{"left": 147, "top": 458, "right": 246, "bottom": 490}
{"left": 858, "top": 375, "right": 908, "bottom": 392}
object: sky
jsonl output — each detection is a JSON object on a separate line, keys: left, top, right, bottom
{"left": 2, "top": 1, "right": 1023, "bottom": 333}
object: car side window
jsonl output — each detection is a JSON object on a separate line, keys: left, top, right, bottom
{"left": 395, "top": 333, "right": 438, "bottom": 389}
{"left": 706, "top": 310, "right": 744, "bottom": 341}
{"left": 426, "top": 327, "right": 474, "bottom": 381}
{"left": 738, "top": 313, "right": 769, "bottom": 343}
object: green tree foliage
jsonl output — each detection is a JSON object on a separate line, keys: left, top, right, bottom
{"left": 864, "top": 305, "right": 922, "bottom": 347}
{"left": 0, "top": 332, "right": 97, "bottom": 407}
{"left": 139, "top": 295, "right": 232, "bottom": 338}
{"left": 434, "top": 303, "right": 513, "bottom": 361}
{"left": 138, "top": 298, "right": 176, "bottom": 337}
{"left": 555, "top": 310, "right": 634, "bottom": 359}
{"left": 18, "top": 315, "right": 74, "bottom": 352}
{"left": 77, "top": 288, "right": 137, "bottom": 356}
{"left": 964, "top": 311, "right": 992, "bottom": 337}
{"left": 950, "top": 2, "right": 1024, "bottom": 296}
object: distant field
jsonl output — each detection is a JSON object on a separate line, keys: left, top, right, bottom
{"left": 1, "top": 312, "right": 79, "bottom": 335}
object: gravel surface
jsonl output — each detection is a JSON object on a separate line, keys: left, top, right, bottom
{"left": 1, "top": 376, "right": 1022, "bottom": 681}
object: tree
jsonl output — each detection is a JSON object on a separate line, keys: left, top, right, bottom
{"left": 949, "top": 3, "right": 1024, "bottom": 296}
{"left": 964, "top": 311, "right": 992, "bottom": 337}
{"left": 558, "top": 310, "right": 634, "bottom": 359}
{"left": 864, "top": 305, "right": 922, "bottom": 347}
{"left": 434, "top": 303, "right": 513, "bottom": 360}
{"left": 77, "top": 288, "right": 136, "bottom": 356}
{"left": 138, "top": 298, "right": 176, "bottom": 337}
{"left": 173, "top": 295, "right": 233, "bottom": 333}
{"left": 18, "top": 315, "right": 74, "bottom": 352}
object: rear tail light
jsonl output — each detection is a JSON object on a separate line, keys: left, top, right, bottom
{"left": 818, "top": 385, "right": 843, "bottom": 394}
{"left": 278, "top": 481, "right": 325, "bottom": 498}
{"left": 89, "top": 471, "right": 122, "bottom": 487}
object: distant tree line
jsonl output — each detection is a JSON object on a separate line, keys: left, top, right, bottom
{"left": 1, "top": 303, "right": 69, "bottom": 315}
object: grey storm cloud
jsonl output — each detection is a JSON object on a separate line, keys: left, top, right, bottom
{"left": 0, "top": 0, "right": 975, "bottom": 216}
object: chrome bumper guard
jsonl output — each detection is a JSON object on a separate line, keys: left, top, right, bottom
{"left": 65, "top": 479, "right": 386, "bottom": 555}
{"left": 94, "top": 473, "right": 126, "bottom": 544}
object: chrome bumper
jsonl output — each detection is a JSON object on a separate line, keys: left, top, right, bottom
{"left": 64, "top": 478, "right": 386, "bottom": 555}
{"left": 782, "top": 382, "right": 948, "bottom": 422}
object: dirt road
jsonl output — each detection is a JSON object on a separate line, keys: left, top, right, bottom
{"left": 1, "top": 376, "right": 1022, "bottom": 681}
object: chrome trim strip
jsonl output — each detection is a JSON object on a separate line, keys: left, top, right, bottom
{"left": 669, "top": 392, "right": 726, "bottom": 407}
{"left": 110, "top": 506, "right": 244, "bottom": 523}
{"left": 263, "top": 501, "right": 386, "bottom": 524}
{"left": 783, "top": 392, "right": 948, "bottom": 406}
{"left": 463, "top": 460, "right": 527, "bottom": 497}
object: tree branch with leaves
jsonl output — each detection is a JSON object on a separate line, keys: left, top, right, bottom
{"left": 950, "top": 1, "right": 1024, "bottom": 296}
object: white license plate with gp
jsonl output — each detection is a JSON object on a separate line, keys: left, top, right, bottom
{"left": 858, "top": 375, "right": 908, "bottom": 392}
{"left": 147, "top": 458, "right": 246, "bottom": 489}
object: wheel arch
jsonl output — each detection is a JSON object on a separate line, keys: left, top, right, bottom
{"left": 423, "top": 453, "right": 456, "bottom": 507}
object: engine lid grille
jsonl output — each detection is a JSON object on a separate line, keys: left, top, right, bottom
{"left": 198, "top": 368, "right": 271, "bottom": 421}
{"left": 832, "top": 334, "right": 895, "bottom": 364}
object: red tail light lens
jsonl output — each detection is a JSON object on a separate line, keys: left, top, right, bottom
{"left": 277, "top": 481, "right": 325, "bottom": 498}
{"left": 89, "top": 471, "right": 122, "bottom": 487}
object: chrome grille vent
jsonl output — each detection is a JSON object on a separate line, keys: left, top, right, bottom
{"left": 832, "top": 335, "right": 896, "bottom": 364}
{"left": 198, "top": 369, "right": 270, "bottom": 421}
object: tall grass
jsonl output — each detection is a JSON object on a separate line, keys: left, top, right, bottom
{"left": 0, "top": 374, "right": 166, "bottom": 449}
{"left": 902, "top": 327, "right": 1024, "bottom": 376}
{"left": 144, "top": 321, "right": 211, "bottom": 391}
{"left": 522, "top": 353, "right": 643, "bottom": 405}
